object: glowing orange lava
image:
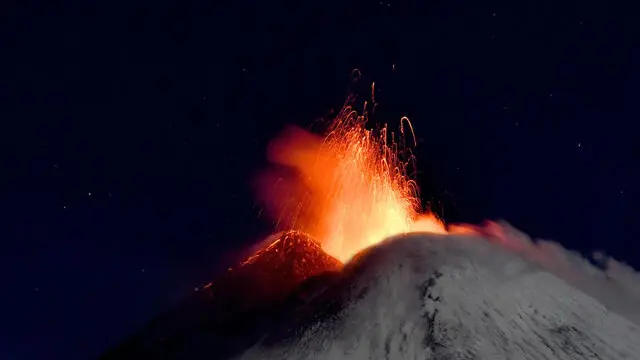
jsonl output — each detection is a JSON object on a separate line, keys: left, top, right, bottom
{"left": 256, "top": 96, "right": 447, "bottom": 263}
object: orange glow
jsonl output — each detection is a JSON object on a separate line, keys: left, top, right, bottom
{"left": 256, "top": 95, "right": 446, "bottom": 263}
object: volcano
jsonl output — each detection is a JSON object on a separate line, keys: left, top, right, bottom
{"left": 102, "top": 94, "right": 639, "bottom": 359}
{"left": 101, "top": 230, "right": 640, "bottom": 360}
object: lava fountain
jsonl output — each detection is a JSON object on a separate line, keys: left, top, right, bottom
{"left": 255, "top": 94, "right": 446, "bottom": 263}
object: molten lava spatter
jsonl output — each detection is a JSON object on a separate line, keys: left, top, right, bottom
{"left": 238, "top": 230, "right": 342, "bottom": 282}
{"left": 256, "top": 97, "right": 446, "bottom": 263}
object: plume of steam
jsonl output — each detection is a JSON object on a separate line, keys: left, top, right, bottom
{"left": 467, "top": 220, "right": 640, "bottom": 325}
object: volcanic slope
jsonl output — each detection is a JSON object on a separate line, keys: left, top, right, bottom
{"left": 100, "top": 231, "right": 342, "bottom": 360}
{"left": 237, "top": 233, "right": 640, "bottom": 360}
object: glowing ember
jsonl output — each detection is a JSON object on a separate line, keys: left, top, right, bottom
{"left": 256, "top": 95, "right": 446, "bottom": 263}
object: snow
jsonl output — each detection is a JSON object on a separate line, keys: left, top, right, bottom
{"left": 237, "top": 233, "right": 640, "bottom": 360}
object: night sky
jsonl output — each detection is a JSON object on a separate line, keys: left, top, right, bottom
{"left": 2, "top": 1, "right": 639, "bottom": 359}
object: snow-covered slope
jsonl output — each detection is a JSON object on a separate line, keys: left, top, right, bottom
{"left": 237, "top": 233, "right": 640, "bottom": 360}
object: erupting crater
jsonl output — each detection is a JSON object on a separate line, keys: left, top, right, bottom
{"left": 255, "top": 93, "right": 448, "bottom": 264}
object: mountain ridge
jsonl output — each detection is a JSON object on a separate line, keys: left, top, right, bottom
{"left": 102, "top": 230, "right": 640, "bottom": 359}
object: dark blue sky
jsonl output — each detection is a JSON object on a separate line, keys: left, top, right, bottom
{"left": 1, "top": 0, "right": 638, "bottom": 359}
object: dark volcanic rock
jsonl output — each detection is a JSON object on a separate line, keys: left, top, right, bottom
{"left": 100, "top": 231, "right": 342, "bottom": 360}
